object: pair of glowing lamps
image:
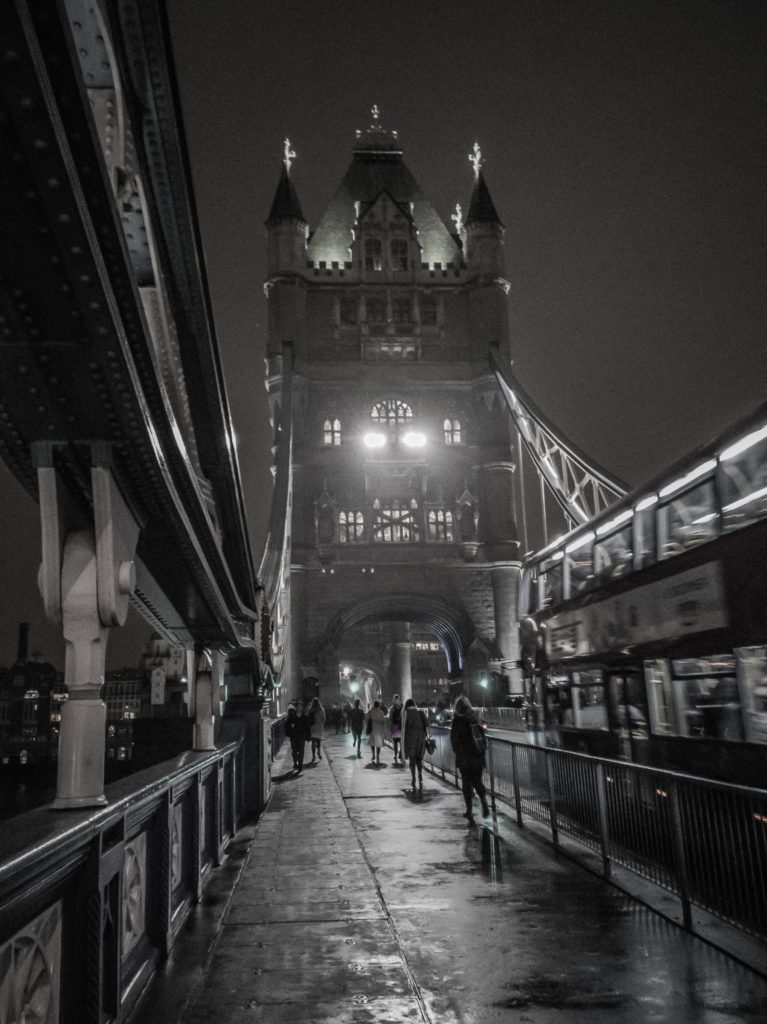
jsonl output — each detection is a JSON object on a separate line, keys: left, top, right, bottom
{"left": 363, "top": 431, "right": 426, "bottom": 449}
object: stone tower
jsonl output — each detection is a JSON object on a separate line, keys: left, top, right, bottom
{"left": 264, "top": 112, "right": 520, "bottom": 707}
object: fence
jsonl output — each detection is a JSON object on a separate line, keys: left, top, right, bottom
{"left": 423, "top": 727, "right": 767, "bottom": 943}
{"left": 0, "top": 714, "right": 282, "bottom": 1024}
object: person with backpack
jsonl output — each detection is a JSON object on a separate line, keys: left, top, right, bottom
{"left": 449, "top": 695, "right": 490, "bottom": 821}
{"left": 387, "top": 693, "right": 403, "bottom": 764}
{"left": 400, "top": 697, "right": 428, "bottom": 790}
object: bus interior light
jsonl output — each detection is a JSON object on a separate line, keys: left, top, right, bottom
{"left": 596, "top": 510, "right": 634, "bottom": 537}
{"left": 659, "top": 459, "right": 717, "bottom": 498}
{"left": 722, "top": 484, "right": 767, "bottom": 513}
{"left": 720, "top": 423, "right": 767, "bottom": 461}
{"left": 565, "top": 531, "right": 594, "bottom": 553}
{"left": 635, "top": 494, "right": 658, "bottom": 512}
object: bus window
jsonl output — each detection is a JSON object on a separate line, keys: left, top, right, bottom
{"left": 540, "top": 556, "right": 563, "bottom": 607}
{"left": 644, "top": 659, "right": 675, "bottom": 735}
{"left": 658, "top": 478, "right": 718, "bottom": 559}
{"left": 594, "top": 525, "right": 633, "bottom": 581}
{"left": 566, "top": 541, "right": 595, "bottom": 595}
{"left": 720, "top": 426, "right": 767, "bottom": 531}
{"left": 672, "top": 671, "right": 743, "bottom": 741}
{"left": 735, "top": 646, "right": 767, "bottom": 745}
{"left": 569, "top": 671, "right": 608, "bottom": 730}
{"left": 634, "top": 499, "right": 657, "bottom": 569}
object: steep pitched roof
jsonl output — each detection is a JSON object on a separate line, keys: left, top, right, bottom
{"left": 465, "top": 170, "right": 503, "bottom": 228}
{"left": 308, "top": 148, "right": 460, "bottom": 266}
{"left": 265, "top": 163, "right": 306, "bottom": 226}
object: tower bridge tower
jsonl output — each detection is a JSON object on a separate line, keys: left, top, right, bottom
{"left": 264, "top": 111, "right": 520, "bottom": 706}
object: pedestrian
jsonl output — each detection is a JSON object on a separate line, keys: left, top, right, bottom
{"left": 388, "top": 693, "right": 404, "bottom": 764}
{"left": 284, "top": 703, "right": 308, "bottom": 771}
{"left": 330, "top": 702, "right": 342, "bottom": 734}
{"left": 449, "top": 695, "right": 490, "bottom": 821}
{"left": 366, "top": 699, "right": 386, "bottom": 765}
{"left": 349, "top": 697, "right": 365, "bottom": 756}
{"left": 308, "top": 696, "right": 326, "bottom": 762}
{"left": 400, "top": 697, "right": 427, "bottom": 789}
{"left": 343, "top": 700, "right": 353, "bottom": 733}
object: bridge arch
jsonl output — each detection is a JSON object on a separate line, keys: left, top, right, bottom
{"left": 318, "top": 592, "right": 473, "bottom": 678}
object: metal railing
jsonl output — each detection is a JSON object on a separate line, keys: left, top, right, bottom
{"left": 422, "top": 729, "right": 767, "bottom": 943}
{"left": 0, "top": 714, "right": 282, "bottom": 1024}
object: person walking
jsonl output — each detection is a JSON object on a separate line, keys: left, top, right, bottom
{"left": 366, "top": 699, "right": 386, "bottom": 765}
{"left": 308, "top": 696, "right": 326, "bottom": 762}
{"left": 400, "top": 697, "right": 427, "bottom": 790}
{"left": 349, "top": 697, "right": 365, "bottom": 756}
{"left": 450, "top": 695, "right": 490, "bottom": 821}
{"left": 284, "top": 703, "right": 308, "bottom": 772}
{"left": 388, "top": 694, "right": 404, "bottom": 764}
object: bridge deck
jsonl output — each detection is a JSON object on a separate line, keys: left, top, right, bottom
{"left": 132, "top": 733, "right": 767, "bottom": 1024}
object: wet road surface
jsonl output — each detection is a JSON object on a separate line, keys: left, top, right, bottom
{"left": 133, "top": 732, "right": 767, "bottom": 1023}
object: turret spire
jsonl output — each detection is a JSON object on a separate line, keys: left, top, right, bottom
{"left": 266, "top": 138, "right": 306, "bottom": 226}
{"left": 465, "top": 142, "right": 503, "bottom": 228}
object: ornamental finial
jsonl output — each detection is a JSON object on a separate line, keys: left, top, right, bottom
{"left": 469, "top": 141, "right": 482, "bottom": 179}
{"left": 283, "top": 137, "right": 296, "bottom": 173}
{"left": 371, "top": 104, "right": 380, "bottom": 121}
{"left": 451, "top": 202, "right": 463, "bottom": 235}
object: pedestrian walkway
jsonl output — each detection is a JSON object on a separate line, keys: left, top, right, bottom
{"left": 133, "top": 733, "right": 767, "bottom": 1024}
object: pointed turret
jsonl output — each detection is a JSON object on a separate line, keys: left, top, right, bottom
{"left": 265, "top": 139, "right": 308, "bottom": 274}
{"left": 463, "top": 142, "right": 506, "bottom": 281}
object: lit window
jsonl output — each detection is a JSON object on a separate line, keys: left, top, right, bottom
{"left": 339, "top": 297, "right": 357, "bottom": 325}
{"left": 373, "top": 500, "right": 420, "bottom": 543}
{"left": 427, "top": 509, "right": 454, "bottom": 542}
{"left": 323, "top": 418, "right": 341, "bottom": 446}
{"left": 420, "top": 295, "right": 437, "bottom": 326}
{"left": 444, "top": 418, "right": 462, "bottom": 444}
{"left": 364, "top": 238, "right": 383, "bottom": 271}
{"left": 366, "top": 297, "right": 386, "bottom": 323}
{"left": 338, "top": 510, "right": 365, "bottom": 543}
{"left": 371, "top": 399, "right": 413, "bottom": 425}
{"left": 391, "top": 239, "right": 408, "bottom": 271}
{"left": 393, "top": 298, "right": 413, "bottom": 324}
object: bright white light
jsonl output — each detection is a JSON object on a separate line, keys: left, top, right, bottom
{"left": 723, "top": 484, "right": 767, "bottom": 513}
{"left": 691, "top": 512, "right": 718, "bottom": 526}
{"left": 596, "top": 510, "right": 634, "bottom": 537}
{"left": 720, "top": 423, "right": 767, "bottom": 461}
{"left": 565, "top": 531, "right": 594, "bottom": 554}
{"left": 635, "top": 494, "right": 658, "bottom": 512}
{"left": 551, "top": 550, "right": 565, "bottom": 562}
{"left": 659, "top": 460, "right": 717, "bottom": 499}
{"left": 363, "top": 431, "right": 386, "bottom": 449}
{"left": 402, "top": 431, "right": 426, "bottom": 448}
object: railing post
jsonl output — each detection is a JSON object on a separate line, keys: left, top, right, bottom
{"left": 487, "top": 736, "right": 497, "bottom": 814}
{"left": 545, "top": 749, "right": 559, "bottom": 846}
{"left": 668, "top": 777, "right": 693, "bottom": 929}
{"left": 595, "top": 761, "right": 612, "bottom": 879}
{"left": 510, "top": 743, "right": 523, "bottom": 826}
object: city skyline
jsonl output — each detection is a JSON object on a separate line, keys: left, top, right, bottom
{"left": 2, "top": 0, "right": 766, "bottom": 667}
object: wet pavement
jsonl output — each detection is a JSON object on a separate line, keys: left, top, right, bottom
{"left": 133, "top": 732, "right": 767, "bottom": 1024}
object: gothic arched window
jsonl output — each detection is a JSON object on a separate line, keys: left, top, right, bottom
{"left": 339, "top": 297, "right": 357, "bottom": 325}
{"left": 323, "top": 418, "right": 341, "bottom": 446}
{"left": 366, "top": 297, "right": 386, "bottom": 323}
{"left": 420, "top": 294, "right": 438, "bottom": 326}
{"left": 338, "top": 510, "right": 365, "bottom": 543}
{"left": 444, "top": 418, "right": 462, "bottom": 444}
{"left": 364, "top": 237, "right": 383, "bottom": 271}
{"left": 427, "top": 509, "right": 454, "bottom": 542}
{"left": 393, "top": 297, "right": 412, "bottom": 325}
{"left": 371, "top": 400, "right": 413, "bottom": 425}
{"left": 390, "top": 238, "right": 408, "bottom": 271}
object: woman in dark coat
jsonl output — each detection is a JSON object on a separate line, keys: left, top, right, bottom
{"left": 400, "top": 698, "right": 427, "bottom": 790}
{"left": 284, "top": 703, "right": 308, "bottom": 772}
{"left": 449, "top": 695, "right": 490, "bottom": 821}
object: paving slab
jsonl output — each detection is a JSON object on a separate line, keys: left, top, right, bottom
{"left": 132, "top": 732, "right": 767, "bottom": 1024}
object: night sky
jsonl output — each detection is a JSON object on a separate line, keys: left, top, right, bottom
{"left": 2, "top": 0, "right": 766, "bottom": 667}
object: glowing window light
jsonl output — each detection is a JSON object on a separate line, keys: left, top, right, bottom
{"left": 635, "top": 494, "right": 658, "bottom": 512}
{"left": 720, "top": 423, "right": 767, "bottom": 461}
{"left": 402, "top": 431, "right": 426, "bottom": 448}
{"left": 659, "top": 460, "right": 717, "bottom": 499}
{"left": 596, "top": 510, "right": 633, "bottom": 537}
{"left": 722, "top": 484, "right": 767, "bottom": 513}
{"left": 363, "top": 432, "right": 386, "bottom": 449}
{"left": 550, "top": 550, "right": 565, "bottom": 562}
{"left": 565, "top": 531, "right": 594, "bottom": 554}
